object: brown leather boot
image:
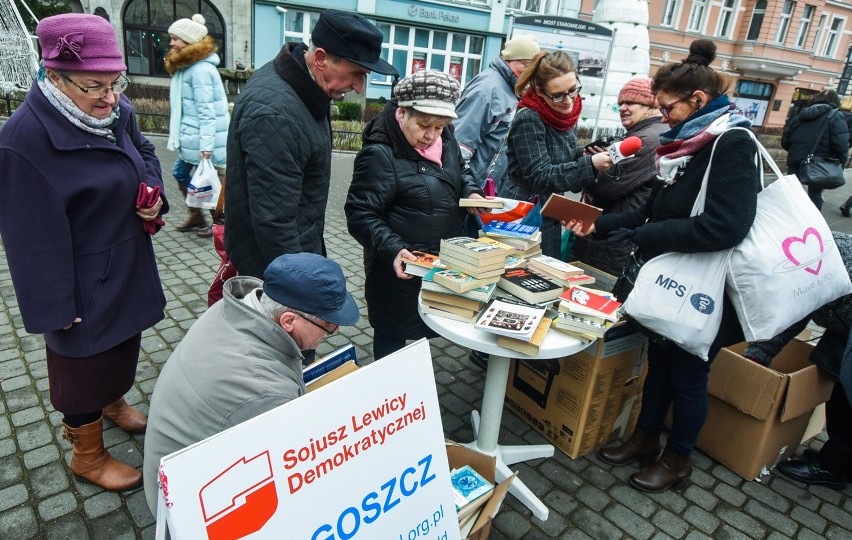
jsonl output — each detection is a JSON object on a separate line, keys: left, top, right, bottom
{"left": 62, "top": 417, "right": 142, "bottom": 491}
{"left": 629, "top": 447, "right": 692, "bottom": 493}
{"left": 598, "top": 429, "right": 661, "bottom": 467}
{"left": 103, "top": 397, "right": 147, "bottom": 434}
{"left": 176, "top": 207, "right": 207, "bottom": 231}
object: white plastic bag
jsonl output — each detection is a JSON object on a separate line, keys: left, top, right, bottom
{"left": 726, "top": 132, "right": 852, "bottom": 341}
{"left": 623, "top": 132, "right": 732, "bottom": 361}
{"left": 185, "top": 158, "right": 220, "bottom": 210}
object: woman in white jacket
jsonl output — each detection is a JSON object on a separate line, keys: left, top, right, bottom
{"left": 165, "top": 14, "right": 230, "bottom": 237}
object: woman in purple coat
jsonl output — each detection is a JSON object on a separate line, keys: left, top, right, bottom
{"left": 0, "top": 14, "right": 167, "bottom": 491}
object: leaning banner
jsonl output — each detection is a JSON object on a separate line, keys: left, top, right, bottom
{"left": 154, "top": 339, "right": 460, "bottom": 540}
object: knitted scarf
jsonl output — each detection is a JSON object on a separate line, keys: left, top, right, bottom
{"left": 655, "top": 95, "right": 751, "bottom": 184}
{"left": 37, "top": 68, "right": 119, "bottom": 143}
{"left": 517, "top": 87, "right": 582, "bottom": 131}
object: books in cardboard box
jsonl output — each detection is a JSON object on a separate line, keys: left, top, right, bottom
{"left": 422, "top": 269, "right": 497, "bottom": 303}
{"left": 432, "top": 268, "right": 501, "bottom": 293}
{"left": 403, "top": 250, "right": 443, "bottom": 277}
{"left": 439, "top": 237, "right": 509, "bottom": 264}
{"left": 528, "top": 255, "right": 584, "bottom": 279}
{"left": 498, "top": 268, "right": 564, "bottom": 305}
{"left": 451, "top": 464, "right": 494, "bottom": 520}
{"left": 559, "top": 287, "right": 621, "bottom": 322}
{"left": 496, "top": 316, "right": 553, "bottom": 356}
{"left": 475, "top": 299, "right": 547, "bottom": 342}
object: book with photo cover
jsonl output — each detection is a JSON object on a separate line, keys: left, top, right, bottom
{"left": 402, "top": 250, "right": 442, "bottom": 277}
{"left": 421, "top": 269, "right": 497, "bottom": 303}
{"left": 540, "top": 193, "right": 602, "bottom": 234}
{"left": 432, "top": 268, "right": 501, "bottom": 293}
{"left": 498, "top": 268, "right": 564, "bottom": 305}
{"left": 560, "top": 287, "right": 621, "bottom": 321}
{"left": 451, "top": 464, "right": 494, "bottom": 517}
{"left": 474, "top": 299, "right": 548, "bottom": 341}
{"left": 439, "top": 237, "right": 509, "bottom": 264}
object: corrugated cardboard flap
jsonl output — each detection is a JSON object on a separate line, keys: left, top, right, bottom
{"left": 779, "top": 365, "right": 835, "bottom": 422}
{"left": 707, "top": 345, "right": 783, "bottom": 421}
{"left": 467, "top": 472, "right": 515, "bottom": 540}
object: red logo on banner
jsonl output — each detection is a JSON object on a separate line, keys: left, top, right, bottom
{"left": 200, "top": 451, "right": 278, "bottom": 540}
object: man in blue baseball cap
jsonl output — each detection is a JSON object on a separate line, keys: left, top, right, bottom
{"left": 142, "top": 253, "right": 359, "bottom": 514}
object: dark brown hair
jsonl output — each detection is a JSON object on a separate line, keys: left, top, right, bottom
{"left": 808, "top": 89, "right": 840, "bottom": 107}
{"left": 514, "top": 50, "right": 577, "bottom": 98}
{"left": 651, "top": 39, "right": 729, "bottom": 101}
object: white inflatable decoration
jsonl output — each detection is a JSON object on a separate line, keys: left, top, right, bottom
{"left": 580, "top": 0, "right": 651, "bottom": 133}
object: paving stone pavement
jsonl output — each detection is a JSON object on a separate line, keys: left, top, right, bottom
{"left": 0, "top": 132, "right": 851, "bottom": 539}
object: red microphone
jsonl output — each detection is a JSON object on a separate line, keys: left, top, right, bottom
{"left": 608, "top": 136, "right": 642, "bottom": 163}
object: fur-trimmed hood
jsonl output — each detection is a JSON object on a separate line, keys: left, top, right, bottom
{"left": 164, "top": 36, "right": 218, "bottom": 75}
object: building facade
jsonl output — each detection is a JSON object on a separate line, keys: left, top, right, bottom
{"left": 79, "top": 1, "right": 850, "bottom": 128}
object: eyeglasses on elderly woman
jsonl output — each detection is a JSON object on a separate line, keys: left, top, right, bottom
{"left": 59, "top": 74, "right": 130, "bottom": 98}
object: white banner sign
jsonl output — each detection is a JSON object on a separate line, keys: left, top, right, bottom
{"left": 156, "top": 339, "right": 460, "bottom": 540}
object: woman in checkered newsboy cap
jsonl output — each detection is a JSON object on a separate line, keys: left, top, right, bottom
{"left": 346, "top": 70, "right": 490, "bottom": 360}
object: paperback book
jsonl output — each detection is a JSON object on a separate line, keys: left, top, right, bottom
{"left": 432, "top": 268, "right": 501, "bottom": 293}
{"left": 420, "top": 289, "right": 484, "bottom": 311}
{"left": 451, "top": 465, "right": 494, "bottom": 520}
{"left": 403, "top": 250, "right": 443, "bottom": 277}
{"left": 439, "top": 237, "right": 509, "bottom": 264}
{"left": 540, "top": 193, "right": 602, "bottom": 234}
{"left": 496, "top": 316, "right": 553, "bottom": 356}
{"left": 475, "top": 299, "right": 548, "bottom": 342}
{"left": 303, "top": 343, "right": 357, "bottom": 384}
{"left": 478, "top": 230, "right": 542, "bottom": 252}
{"left": 560, "top": 287, "right": 622, "bottom": 322}
{"left": 458, "top": 197, "right": 504, "bottom": 208}
{"left": 528, "top": 255, "right": 584, "bottom": 279}
{"left": 498, "top": 268, "right": 564, "bottom": 305}
{"left": 421, "top": 269, "right": 497, "bottom": 303}
{"left": 480, "top": 220, "right": 540, "bottom": 240}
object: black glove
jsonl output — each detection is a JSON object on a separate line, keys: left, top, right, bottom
{"left": 607, "top": 228, "right": 636, "bottom": 244}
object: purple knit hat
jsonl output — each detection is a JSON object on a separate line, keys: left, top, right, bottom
{"left": 37, "top": 13, "right": 127, "bottom": 72}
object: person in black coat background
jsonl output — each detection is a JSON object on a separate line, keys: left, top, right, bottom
{"left": 836, "top": 103, "right": 852, "bottom": 216}
{"left": 781, "top": 89, "right": 849, "bottom": 211}
{"left": 567, "top": 39, "right": 759, "bottom": 493}
{"left": 345, "top": 71, "right": 488, "bottom": 359}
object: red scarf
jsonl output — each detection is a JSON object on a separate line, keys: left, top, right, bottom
{"left": 518, "top": 87, "right": 582, "bottom": 131}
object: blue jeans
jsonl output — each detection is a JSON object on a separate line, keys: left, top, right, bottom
{"left": 172, "top": 157, "right": 195, "bottom": 186}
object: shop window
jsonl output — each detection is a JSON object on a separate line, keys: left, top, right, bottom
{"left": 123, "top": 0, "right": 225, "bottom": 77}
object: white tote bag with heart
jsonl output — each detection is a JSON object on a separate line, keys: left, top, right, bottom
{"left": 726, "top": 130, "right": 852, "bottom": 341}
{"left": 623, "top": 135, "right": 731, "bottom": 361}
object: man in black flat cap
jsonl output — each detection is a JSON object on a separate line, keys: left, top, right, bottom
{"left": 225, "top": 9, "right": 398, "bottom": 280}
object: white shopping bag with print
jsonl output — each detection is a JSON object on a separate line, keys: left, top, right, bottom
{"left": 726, "top": 132, "right": 852, "bottom": 341}
{"left": 185, "top": 158, "right": 220, "bottom": 210}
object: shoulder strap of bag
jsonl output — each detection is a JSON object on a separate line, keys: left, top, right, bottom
{"left": 693, "top": 127, "right": 767, "bottom": 216}
{"left": 806, "top": 109, "right": 838, "bottom": 158}
{"left": 213, "top": 174, "right": 226, "bottom": 221}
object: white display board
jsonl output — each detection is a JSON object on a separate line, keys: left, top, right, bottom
{"left": 155, "top": 339, "right": 460, "bottom": 540}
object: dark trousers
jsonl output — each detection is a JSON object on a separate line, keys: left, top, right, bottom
{"left": 817, "top": 382, "right": 852, "bottom": 479}
{"left": 373, "top": 329, "right": 406, "bottom": 360}
{"left": 636, "top": 340, "right": 712, "bottom": 456}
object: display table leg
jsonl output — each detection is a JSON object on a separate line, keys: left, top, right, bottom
{"left": 463, "top": 354, "right": 553, "bottom": 521}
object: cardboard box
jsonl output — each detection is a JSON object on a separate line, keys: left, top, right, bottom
{"left": 696, "top": 340, "right": 834, "bottom": 480}
{"left": 445, "top": 441, "right": 513, "bottom": 540}
{"left": 801, "top": 403, "right": 826, "bottom": 444}
{"left": 504, "top": 323, "right": 648, "bottom": 458}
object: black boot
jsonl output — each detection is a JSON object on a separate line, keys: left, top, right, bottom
{"left": 777, "top": 457, "right": 848, "bottom": 490}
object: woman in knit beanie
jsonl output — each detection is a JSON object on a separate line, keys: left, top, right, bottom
{"left": 571, "top": 77, "right": 666, "bottom": 275}
{"left": 165, "top": 14, "right": 230, "bottom": 237}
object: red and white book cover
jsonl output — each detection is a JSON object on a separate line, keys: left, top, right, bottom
{"left": 560, "top": 287, "right": 621, "bottom": 316}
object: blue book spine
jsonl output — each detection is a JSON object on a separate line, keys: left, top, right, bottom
{"left": 303, "top": 344, "right": 357, "bottom": 383}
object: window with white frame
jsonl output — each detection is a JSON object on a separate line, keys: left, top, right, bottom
{"left": 505, "top": 0, "right": 557, "bottom": 15}
{"left": 822, "top": 17, "right": 845, "bottom": 57}
{"left": 686, "top": 0, "right": 707, "bottom": 32}
{"left": 716, "top": 0, "right": 736, "bottom": 38}
{"left": 775, "top": 1, "right": 796, "bottom": 44}
{"left": 280, "top": 10, "right": 320, "bottom": 45}
{"left": 661, "top": 0, "right": 680, "bottom": 27}
{"left": 796, "top": 5, "right": 815, "bottom": 48}
{"left": 370, "top": 23, "right": 484, "bottom": 87}
{"left": 813, "top": 14, "right": 828, "bottom": 53}
{"left": 746, "top": 0, "right": 767, "bottom": 41}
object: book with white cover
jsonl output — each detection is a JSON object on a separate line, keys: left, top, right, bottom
{"left": 474, "top": 299, "right": 547, "bottom": 342}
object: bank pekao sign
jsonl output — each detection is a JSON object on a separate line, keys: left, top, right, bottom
{"left": 408, "top": 4, "right": 460, "bottom": 23}
{"left": 155, "top": 339, "right": 460, "bottom": 540}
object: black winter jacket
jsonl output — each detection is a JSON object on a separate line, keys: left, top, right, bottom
{"left": 571, "top": 116, "right": 667, "bottom": 276}
{"left": 225, "top": 43, "right": 332, "bottom": 278}
{"left": 345, "top": 101, "right": 483, "bottom": 337}
{"left": 781, "top": 103, "right": 849, "bottom": 169}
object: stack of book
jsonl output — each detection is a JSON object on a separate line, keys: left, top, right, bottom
{"left": 554, "top": 287, "right": 621, "bottom": 340}
{"left": 451, "top": 465, "right": 494, "bottom": 535}
{"left": 528, "top": 255, "right": 595, "bottom": 287}
{"left": 420, "top": 268, "right": 496, "bottom": 323}
{"left": 474, "top": 298, "right": 548, "bottom": 342}
{"left": 496, "top": 316, "right": 553, "bottom": 356}
{"left": 497, "top": 267, "right": 564, "bottom": 305}
{"left": 439, "top": 237, "right": 509, "bottom": 280}
{"left": 478, "top": 230, "right": 542, "bottom": 259}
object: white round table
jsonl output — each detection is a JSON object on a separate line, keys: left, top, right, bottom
{"left": 419, "top": 297, "right": 592, "bottom": 521}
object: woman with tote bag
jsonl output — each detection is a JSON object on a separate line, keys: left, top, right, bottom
{"left": 566, "top": 39, "right": 760, "bottom": 493}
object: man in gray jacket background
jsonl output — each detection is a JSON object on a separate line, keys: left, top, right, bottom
{"left": 225, "top": 10, "right": 397, "bottom": 279}
{"left": 142, "top": 253, "right": 359, "bottom": 514}
{"left": 453, "top": 35, "right": 540, "bottom": 192}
